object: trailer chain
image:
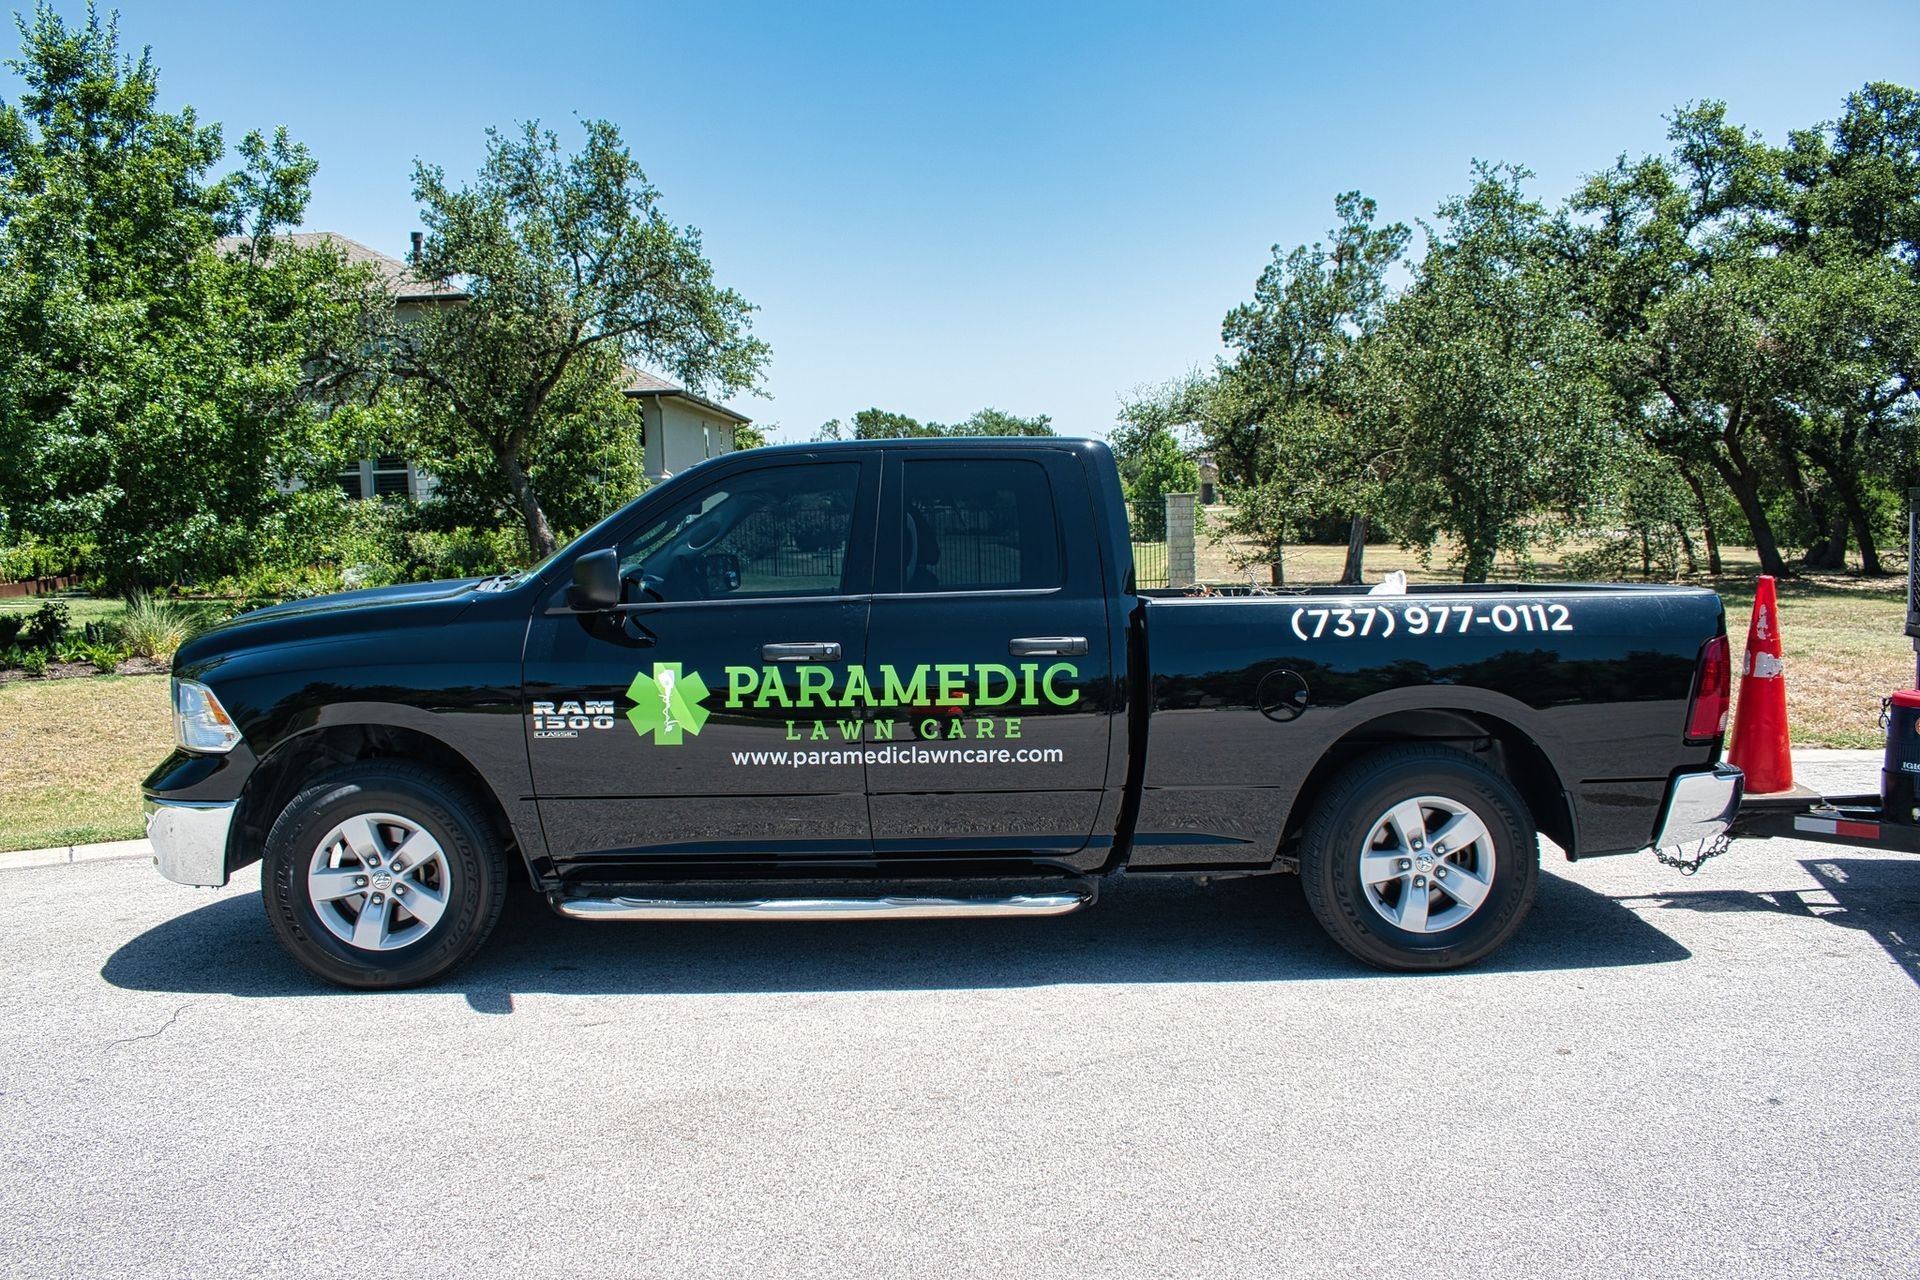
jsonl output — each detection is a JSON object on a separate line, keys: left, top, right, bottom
{"left": 1653, "top": 830, "right": 1733, "bottom": 876}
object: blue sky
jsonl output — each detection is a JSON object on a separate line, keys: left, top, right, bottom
{"left": 21, "top": 1, "right": 1920, "bottom": 440}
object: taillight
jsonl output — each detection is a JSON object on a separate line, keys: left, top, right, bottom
{"left": 1685, "top": 634, "right": 1732, "bottom": 743}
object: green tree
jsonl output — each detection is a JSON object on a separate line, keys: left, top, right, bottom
{"left": 1111, "top": 378, "right": 1202, "bottom": 539}
{"left": 815, "top": 405, "right": 1053, "bottom": 440}
{"left": 1570, "top": 93, "right": 1920, "bottom": 577}
{"left": 0, "top": 5, "right": 373, "bottom": 584}
{"left": 815, "top": 408, "right": 929, "bottom": 440}
{"left": 949, "top": 407, "right": 1053, "bottom": 436}
{"left": 1212, "top": 192, "right": 1410, "bottom": 582}
{"left": 1565, "top": 439, "right": 1701, "bottom": 580}
{"left": 1774, "top": 83, "right": 1920, "bottom": 573}
{"left": 393, "top": 119, "right": 769, "bottom": 557}
{"left": 1374, "top": 164, "right": 1613, "bottom": 582}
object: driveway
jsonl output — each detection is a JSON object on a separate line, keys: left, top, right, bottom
{"left": 2, "top": 756, "right": 1916, "bottom": 1279}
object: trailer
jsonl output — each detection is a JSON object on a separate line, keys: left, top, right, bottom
{"left": 1737, "top": 790, "right": 1920, "bottom": 853}
{"left": 1733, "top": 486, "right": 1920, "bottom": 854}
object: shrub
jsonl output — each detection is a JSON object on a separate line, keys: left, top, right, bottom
{"left": 119, "top": 592, "right": 200, "bottom": 661}
{"left": 211, "top": 562, "right": 347, "bottom": 601}
{"left": 23, "top": 600, "right": 69, "bottom": 649}
{"left": 18, "top": 648, "right": 48, "bottom": 676}
{"left": 223, "top": 594, "right": 282, "bottom": 620}
{"left": 1121, "top": 428, "right": 1200, "bottom": 541}
{"left": 53, "top": 635, "right": 89, "bottom": 664}
{"left": 0, "top": 643, "right": 25, "bottom": 669}
{"left": 0, "top": 614, "right": 22, "bottom": 645}
{"left": 80, "top": 641, "right": 128, "bottom": 673}
{"left": 0, "top": 536, "right": 93, "bottom": 584}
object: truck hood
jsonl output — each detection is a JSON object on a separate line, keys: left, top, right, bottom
{"left": 229, "top": 577, "right": 487, "bottom": 624}
{"left": 173, "top": 577, "right": 495, "bottom": 672}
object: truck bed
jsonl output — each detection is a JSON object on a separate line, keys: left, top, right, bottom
{"left": 1129, "top": 582, "right": 1727, "bottom": 866}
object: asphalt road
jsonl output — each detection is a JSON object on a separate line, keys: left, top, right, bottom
{"left": 3, "top": 760, "right": 1917, "bottom": 1279}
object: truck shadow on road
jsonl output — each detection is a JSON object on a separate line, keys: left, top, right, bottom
{"left": 102, "top": 869, "right": 1690, "bottom": 1010}
{"left": 1617, "top": 856, "right": 1920, "bottom": 989}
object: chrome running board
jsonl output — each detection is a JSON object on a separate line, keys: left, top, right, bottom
{"left": 551, "top": 890, "right": 1092, "bottom": 922}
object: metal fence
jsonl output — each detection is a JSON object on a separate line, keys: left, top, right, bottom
{"left": 731, "top": 505, "right": 847, "bottom": 593}
{"left": 1132, "top": 541, "right": 1169, "bottom": 589}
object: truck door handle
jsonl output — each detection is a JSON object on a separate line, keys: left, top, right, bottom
{"left": 761, "top": 641, "right": 843, "bottom": 663}
{"left": 1009, "top": 636, "right": 1088, "bottom": 657}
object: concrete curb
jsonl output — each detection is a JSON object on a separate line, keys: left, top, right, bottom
{"left": 0, "top": 838, "right": 151, "bottom": 872}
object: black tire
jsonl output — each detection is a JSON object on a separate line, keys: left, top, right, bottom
{"left": 1299, "top": 745, "right": 1538, "bottom": 972}
{"left": 260, "top": 762, "right": 508, "bottom": 990}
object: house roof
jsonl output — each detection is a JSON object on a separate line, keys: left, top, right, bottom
{"left": 217, "top": 232, "right": 468, "bottom": 303}
{"left": 621, "top": 367, "right": 750, "bottom": 424}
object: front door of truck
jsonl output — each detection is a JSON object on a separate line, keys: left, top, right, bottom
{"left": 524, "top": 452, "right": 880, "bottom": 876}
{"left": 862, "top": 447, "right": 1117, "bottom": 862}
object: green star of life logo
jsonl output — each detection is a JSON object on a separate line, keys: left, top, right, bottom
{"left": 626, "top": 662, "right": 711, "bottom": 745}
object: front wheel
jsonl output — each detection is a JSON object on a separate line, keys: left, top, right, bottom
{"left": 260, "top": 762, "right": 508, "bottom": 989}
{"left": 1299, "top": 745, "right": 1538, "bottom": 971}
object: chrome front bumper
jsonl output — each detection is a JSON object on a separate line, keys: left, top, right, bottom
{"left": 1650, "top": 763, "right": 1745, "bottom": 851}
{"left": 143, "top": 797, "right": 236, "bottom": 888}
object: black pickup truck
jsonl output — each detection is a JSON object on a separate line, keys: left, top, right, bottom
{"left": 143, "top": 437, "right": 1742, "bottom": 988}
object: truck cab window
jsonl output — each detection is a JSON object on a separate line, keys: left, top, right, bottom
{"left": 899, "top": 458, "right": 1062, "bottom": 592}
{"left": 615, "top": 462, "right": 860, "bottom": 601}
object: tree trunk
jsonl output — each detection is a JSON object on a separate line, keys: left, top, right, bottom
{"left": 1802, "top": 423, "right": 1886, "bottom": 576}
{"left": 1834, "top": 474, "right": 1886, "bottom": 576}
{"left": 1714, "top": 459, "right": 1789, "bottom": 577}
{"left": 1682, "top": 468, "right": 1723, "bottom": 574}
{"left": 501, "top": 451, "right": 558, "bottom": 559}
{"left": 1776, "top": 445, "right": 1838, "bottom": 570}
{"left": 1803, "top": 508, "right": 1849, "bottom": 572}
{"left": 1461, "top": 531, "right": 1495, "bottom": 584}
{"left": 1339, "top": 513, "right": 1369, "bottom": 585}
{"left": 1674, "top": 521, "right": 1698, "bottom": 576}
{"left": 1268, "top": 554, "right": 1285, "bottom": 587}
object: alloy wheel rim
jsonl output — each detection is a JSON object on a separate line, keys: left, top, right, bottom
{"left": 307, "top": 812, "right": 453, "bottom": 952}
{"left": 1358, "top": 794, "right": 1496, "bottom": 934}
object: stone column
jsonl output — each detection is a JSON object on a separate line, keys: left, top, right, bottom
{"left": 1166, "top": 491, "right": 1198, "bottom": 588}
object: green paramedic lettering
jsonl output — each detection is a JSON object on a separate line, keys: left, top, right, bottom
{"left": 725, "top": 661, "right": 1080, "bottom": 710}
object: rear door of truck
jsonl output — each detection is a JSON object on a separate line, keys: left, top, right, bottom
{"left": 862, "top": 445, "right": 1117, "bottom": 860}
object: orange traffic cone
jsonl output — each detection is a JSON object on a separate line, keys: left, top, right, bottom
{"left": 1728, "top": 575, "right": 1793, "bottom": 794}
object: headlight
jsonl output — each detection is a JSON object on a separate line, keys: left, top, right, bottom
{"left": 173, "top": 678, "right": 242, "bottom": 754}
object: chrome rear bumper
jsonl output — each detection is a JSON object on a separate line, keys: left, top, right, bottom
{"left": 143, "top": 797, "right": 236, "bottom": 888}
{"left": 1650, "top": 764, "right": 1744, "bottom": 851}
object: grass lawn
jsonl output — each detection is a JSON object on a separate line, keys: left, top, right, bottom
{"left": 0, "top": 593, "right": 131, "bottom": 630}
{"left": 1717, "top": 573, "right": 1908, "bottom": 749}
{"left": 0, "top": 673, "right": 172, "bottom": 852}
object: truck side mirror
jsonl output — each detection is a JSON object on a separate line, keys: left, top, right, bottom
{"left": 570, "top": 548, "right": 620, "bottom": 611}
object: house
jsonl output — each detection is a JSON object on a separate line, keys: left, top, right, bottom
{"left": 230, "top": 232, "right": 753, "bottom": 497}
{"left": 623, "top": 368, "right": 748, "bottom": 478}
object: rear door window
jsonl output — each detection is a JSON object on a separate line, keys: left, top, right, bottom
{"left": 897, "top": 458, "right": 1063, "bottom": 592}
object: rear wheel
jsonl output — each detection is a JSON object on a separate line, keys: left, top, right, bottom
{"left": 260, "top": 762, "right": 508, "bottom": 989}
{"left": 1299, "top": 745, "right": 1538, "bottom": 971}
